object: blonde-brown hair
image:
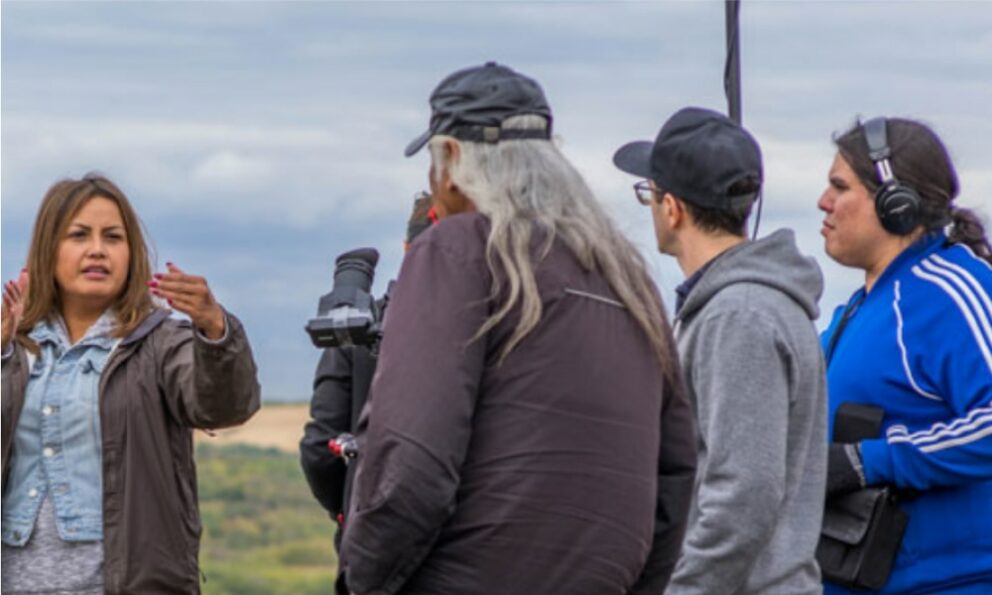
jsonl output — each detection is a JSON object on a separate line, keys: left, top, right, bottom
{"left": 17, "top": 174, "right": 154, "bottom": 350}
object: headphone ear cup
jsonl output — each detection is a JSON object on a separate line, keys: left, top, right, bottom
{"left": 875, "top": 182, "right": 922, "bottom": 235}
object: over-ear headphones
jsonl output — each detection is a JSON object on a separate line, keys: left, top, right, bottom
{"left": 862, "top": 117, "right": 922, "bottom": 235}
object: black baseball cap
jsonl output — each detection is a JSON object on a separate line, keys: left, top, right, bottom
{"left": 613, "top": 107, "right": 762, "bottom": 209}
{"left": 404, "top": 62, "right": 553, "bottom": 157}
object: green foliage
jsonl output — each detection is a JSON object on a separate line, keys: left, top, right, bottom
{"left": 197, "top": 443, "right": 338, "bottom": 595}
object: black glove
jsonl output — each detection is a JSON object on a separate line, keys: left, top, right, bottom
{"left": 826, "top": 443, "right": 866, "bottom": 498}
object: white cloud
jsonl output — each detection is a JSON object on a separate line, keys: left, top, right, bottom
{"left": 191, "top": 151, "right": 275, "bottom": 193}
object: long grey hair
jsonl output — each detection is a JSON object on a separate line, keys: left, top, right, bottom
{"left": 429, "top": 115, "right": 675, "bottom": 375}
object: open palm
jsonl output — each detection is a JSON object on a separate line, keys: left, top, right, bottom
{"left": 2, "top": 270, "right": 29, "bottom": 350}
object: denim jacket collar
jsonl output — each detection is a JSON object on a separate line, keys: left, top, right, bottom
{"left": 28, "top": 310, "right": 118, "bottom": 353}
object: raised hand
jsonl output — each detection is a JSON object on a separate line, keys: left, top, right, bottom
{"left": 2, "top": 269, "right": 29, "bottom": 351}
{"left": 148, "top": 262, "right": 226, "bottom": 340}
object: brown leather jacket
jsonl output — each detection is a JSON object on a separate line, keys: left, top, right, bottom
{"left": 2, "top": 308, "right": 261, "bottom": 593}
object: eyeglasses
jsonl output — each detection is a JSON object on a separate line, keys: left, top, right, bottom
{"left": 633, "top": 181, "right": 661, "bottom": 206}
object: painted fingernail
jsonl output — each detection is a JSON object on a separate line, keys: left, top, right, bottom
{"left": 166, "top": 261, "right": 174, "bottom": 267}
{"left": 167, "top": 298, "right": 174, "bottom": 306}
{"left": 153, "top": 273, "right": 163, "bottom": 280}
{"left": 147, "top": 280, "right": 158, "bottom": 288}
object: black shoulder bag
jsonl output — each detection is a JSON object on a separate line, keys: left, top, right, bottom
{"left": 817, "top": 404, "right": 909, "bottom": 590}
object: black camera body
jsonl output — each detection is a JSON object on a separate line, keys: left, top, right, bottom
{"left": 306, "top": 248, "right": 386, "bottom": 351}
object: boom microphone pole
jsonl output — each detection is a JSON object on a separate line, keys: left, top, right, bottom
{"left": 724, "top": 0, "right": 742, "bottom": 125}
{"left": 724, "top": 0, "right": 762, "bottom": 238}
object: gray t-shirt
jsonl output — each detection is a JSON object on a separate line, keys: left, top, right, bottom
{"left": 1, "top": 495, "right": 103, "bottom": 594}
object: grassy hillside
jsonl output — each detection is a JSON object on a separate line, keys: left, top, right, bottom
{"left": 197, "top": 442, "right": 338, "bottom": 594}
{"left": 195, "top": 403, "right": 311, "bottom": 453}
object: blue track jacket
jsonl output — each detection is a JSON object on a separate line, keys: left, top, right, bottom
{"left": 822, "top": 232, "right": 992, "bottom": 594}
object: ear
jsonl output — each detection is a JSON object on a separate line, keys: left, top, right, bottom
{"left": 442, "top": 138, "right": 461, "bottom": 165}
{"left": 435, "top": 139, "right": 462, "bottom": 191}
{"left": 663, "top": 193, "right": 684, "bottom": 228}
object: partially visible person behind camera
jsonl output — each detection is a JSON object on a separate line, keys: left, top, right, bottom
{"left": 299, "top": 193, "right": 433, "bottom": 595}
{"left": 818, "top": 117, "right": 992, "bottom": 593}
{"left": 339, "top": 62, "right": 697, "bottom": 595}
{"left": 1, "top": 174, "right": 261, "bottom": 594}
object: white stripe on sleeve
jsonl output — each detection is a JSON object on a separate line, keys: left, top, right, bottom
{"left": 887, "top": 406, "right": 992, "bottom": 444}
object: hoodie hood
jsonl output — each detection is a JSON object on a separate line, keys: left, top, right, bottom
{"left": 677, "top": 228, "right": 823, "bottom": 322}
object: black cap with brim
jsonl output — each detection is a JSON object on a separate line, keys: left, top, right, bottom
{"left": 612, "top": 141, "right": 655, "bottom": 179}
{"left": 405, "top": 130, "right": 434, "bottom": 158}
{"left": 405, "top": 62, "right": 553, "bottom": 157}
{"left": 612, "top": 107, "right": 762, "bottom": 210}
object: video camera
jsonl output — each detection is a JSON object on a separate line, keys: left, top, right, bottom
{"left": 305, "top": 248, "right": 387, "bottom": 352}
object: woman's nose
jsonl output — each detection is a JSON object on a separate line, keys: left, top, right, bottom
{"left": 817, "top": 189, "right": 833, "bottom": 213}
{"left": 87, "top": 238, "right": 108, "bottom": 256}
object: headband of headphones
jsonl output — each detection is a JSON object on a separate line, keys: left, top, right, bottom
{"left": 862, "top": 117, "right": 897, "bottom": 187}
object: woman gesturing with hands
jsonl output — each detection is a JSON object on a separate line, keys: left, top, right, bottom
{"left": 1, "top": 174, "right": 261, "bottom": 594}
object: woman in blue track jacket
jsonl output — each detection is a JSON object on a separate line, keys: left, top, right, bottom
{"left": 817, "top": 117, "right": 992, "bottom": 594}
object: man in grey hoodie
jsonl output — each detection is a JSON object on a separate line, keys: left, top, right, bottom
{"left": 613, "top": 107, "right": 828, "bottom": 594}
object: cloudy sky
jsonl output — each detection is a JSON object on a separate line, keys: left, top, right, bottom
{"left": 2, "top": 1, "right": 990, "bottom": 400}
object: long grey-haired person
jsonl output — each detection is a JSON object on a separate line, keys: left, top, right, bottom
{"left": 338, "top": 62, "right": 697, "bottom": 595}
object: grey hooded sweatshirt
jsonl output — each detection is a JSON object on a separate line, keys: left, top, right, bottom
{"left": 666, "top": 229, "right": 827, "bottom": 595}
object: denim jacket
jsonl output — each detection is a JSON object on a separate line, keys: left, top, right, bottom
{"left": 2, "top": 312, "right": 119, "bottom": 545}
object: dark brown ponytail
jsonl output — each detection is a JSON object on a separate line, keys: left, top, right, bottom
{"left": 948, "top": 206, "right": 992, "bottom": 263}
